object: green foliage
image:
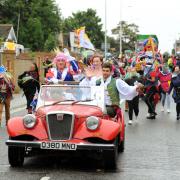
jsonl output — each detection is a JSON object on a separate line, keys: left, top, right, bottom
{"left": 63, "top": 8, "right": 104, "bottom": 49}
{"left": 44, "top": 34, "right": 57, "bottom": 51}
{"left": 0, "top": 37, "right": 3, "bottom": 46}
{"left": 112, "top": 21, "right": 139, "bottom": 53}
{"left": 26, "top": 18, "right": 44, "bottom": 50}
{"left": 0, "top": 0, "right": 62, "bottom": 51}
{"left": 107, "top": 36, "right": 119, "bottom": 51}
{"left": 172, "top": 49, "right": 175, "bottom": 55}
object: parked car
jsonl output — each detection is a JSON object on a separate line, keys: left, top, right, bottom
{"left": 6, "top": 84, "right": 125, "bottom": 168}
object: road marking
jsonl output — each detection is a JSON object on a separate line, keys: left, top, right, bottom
{"left": 40, "top": 177, "right": 51, "bottom": 180}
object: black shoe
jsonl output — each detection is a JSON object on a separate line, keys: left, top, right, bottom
{"left": 147, "top": 116, "right": 155, "bottom": 119}
{"left": 177, "top": 116, "right": 180, "bottom": 120}
{"left": 147, "top": 114, "right": 156, "bottom": 119}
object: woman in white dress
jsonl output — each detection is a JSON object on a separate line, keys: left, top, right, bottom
{"left": 80, "top": 55, "right": 103, "bottom": 86}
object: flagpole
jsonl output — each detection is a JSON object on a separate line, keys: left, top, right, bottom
{"left": 105, "top": 0, "right": 107, "bottom": 61}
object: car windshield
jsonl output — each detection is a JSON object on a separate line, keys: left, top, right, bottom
{"left": 36, "top": 85, "right": 105, "bottom": 111}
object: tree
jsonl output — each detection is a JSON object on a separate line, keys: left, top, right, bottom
{"left": 0, "top": 0, "right": 62, "bottom": 51}
{"left": 25, "top": 18, "right": 44, "bottom": 50}
{"left": 44, "top": 33, "right": 57, "bottom": 51}
{"left": 107, "top": 36, "right": 119, "bottom": 51}
{"left": 172, "top": 49, "right": 175, "bottom": 55}
{"left": 63, "top": 8, "right": 104, "bottom": 49}
{"left": 112, "top": 21, "right": 139, "bottom": 53}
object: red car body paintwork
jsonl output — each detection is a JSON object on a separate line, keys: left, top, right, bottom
{"left": 6, "top": 85, "right": 125, "bottom": 168}
{"left": 7, "top": 104, "right": 125, "bottom": 143}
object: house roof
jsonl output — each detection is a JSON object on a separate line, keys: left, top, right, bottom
{"left": 0, "top": 24, "right": 13, "bottom": 40}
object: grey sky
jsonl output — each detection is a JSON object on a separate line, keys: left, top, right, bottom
{"left": 56, "top": 0, "right": 180, "bottom": 53}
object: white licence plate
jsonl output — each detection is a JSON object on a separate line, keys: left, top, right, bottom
{"left": 41, "top": 142, "right": 77, "bottom": 151}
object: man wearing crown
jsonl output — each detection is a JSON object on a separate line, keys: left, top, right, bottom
{"left": 46, "top": 53, "right": 74, "bottom": 83}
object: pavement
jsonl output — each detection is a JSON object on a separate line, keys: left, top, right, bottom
{"left": 1, "top": 90, "right": 27, "bottom": 114}
{"left": 0, "top": 91, "right": 26, "bottom": 127}
{"left": 11, "top": 90, "right": 26, "bottom": 110}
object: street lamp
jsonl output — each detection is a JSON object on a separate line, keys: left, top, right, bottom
{"left": 16, "top": 9, "right": 20, "bottom": 43}
{"left": 104, "top": 0, "right": 107, "bottom": 61}
{"left": 119, "top": 0, "right": 122, "bottom": 56}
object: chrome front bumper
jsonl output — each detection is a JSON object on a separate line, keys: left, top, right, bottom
{"left": 6, "top": 140, "right": 115, "bottom": 151}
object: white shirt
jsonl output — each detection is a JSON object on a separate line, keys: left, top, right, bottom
{"left": 116, "top": 78, "right": 138, "bottom": 100}
{"left": 80, "top": 76, "right": 101, "bottom": 86}
{"left": 81, "top": 76, "right": 138, "bottom": 105}
{"left": 99, "top": 76, "right": 138, "bottom": 105}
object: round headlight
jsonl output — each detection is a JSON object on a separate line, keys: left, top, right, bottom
{"left": 86, "top": 116, "right": 100, "bottom": 131}
{"left": 23, "top": 114, "right": 37, "bottom": 129}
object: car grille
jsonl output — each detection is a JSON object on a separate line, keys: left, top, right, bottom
{"left": 46, "top": 112, "right": 74, "bottom": 140}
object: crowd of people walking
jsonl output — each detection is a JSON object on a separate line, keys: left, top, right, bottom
{"left": 1, "top": 46, "right": 180, "bottom": 127}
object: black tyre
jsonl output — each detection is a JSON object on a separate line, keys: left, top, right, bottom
{"left": 103, "top": 138, "right": 118, "bottom": 169}
{"left": 118, "top": 133, "right": 125, "bottom": 153}
{"left": 8, "top": 146, "right": 25, "bottom": 167}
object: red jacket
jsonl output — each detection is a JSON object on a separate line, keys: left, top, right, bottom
{"left": 158, "top": 71, "right": 172, "bottom": 92}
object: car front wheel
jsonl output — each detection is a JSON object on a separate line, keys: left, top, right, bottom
{"left": 8, "top": 146, "right": 25, "bottom": 167}
{"left": 118, "top": 132, "right": 125, "bottom": 153}
{"left": 103, "top": 138, "right": 118, "bottom": 169}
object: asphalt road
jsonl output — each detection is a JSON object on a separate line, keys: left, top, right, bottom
{"left": 0, "top": 100, "right": 180, "bottom": 180}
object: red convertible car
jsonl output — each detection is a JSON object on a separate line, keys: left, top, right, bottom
{"left": 6, "top": 85, "right": 125, "bottom": 168}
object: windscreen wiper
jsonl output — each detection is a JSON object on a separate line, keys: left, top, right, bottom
{"left": 71, "top": 99, "right": 94, "bottom": 105}
{"left": 44, "top": 99, "right": 75, "bottom": 106}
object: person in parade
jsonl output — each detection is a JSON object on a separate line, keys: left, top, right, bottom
{"left": 46, "top": 53, "right": 74, "bottom": 83}
{"left": 143, "top": 63, "right": 159, "bottom": 119}
{"left": 124, "top": 67, "right": 141, "bottom": 125}
{"left": 18, "top": 63, "right": 40, "bottom": 114}
{"left": 95, "top": 62, "right": 143, "bottom": 118}
{"left": 137, "top": 37, "right": 160, "bottom": 119}
{"left": 63, "top": 48, "right": 83, "bottom": 81}
{"left": 117, "top": 54, "right": 126, "bottom": 77}
{"left": 80, "top": 55, "right": 103, "bottom": 86}
{"left": 111, "top": 57, "right": 121, "bottom": 78}
{"left": 0, "top": 66, "right": 15, "bottom": 127}
{"left": 168, "top": 65, "right": 180, "bottom": 120}
{"left": 167, "top": 55, "right": 176, "bottom": 72}
{"left": 158, "top": 64, "right": 172, "bottom": 112}
{"left": 42, "top": 56, "right": 53, "bottom": 77}
{"left": 175, "top": 54, "right": 180, "bottom": 67}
